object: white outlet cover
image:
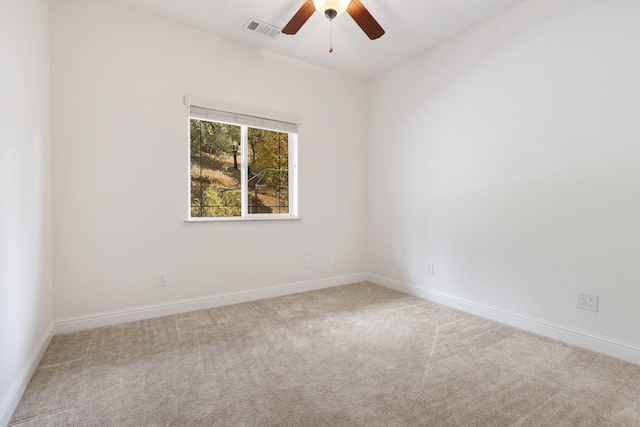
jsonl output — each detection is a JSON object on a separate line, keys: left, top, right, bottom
{"left": 577, "top": 293, "right": 598, "bottom": 312}
{"left": 158, "top": 272, "right": 168, "bottom": 287}
{"left": 427, "top": 263, "right": 434, "bottom": 275}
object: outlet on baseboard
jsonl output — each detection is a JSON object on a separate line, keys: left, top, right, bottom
{"left": 577, "top": 293, "right": 598, "bottom": 312}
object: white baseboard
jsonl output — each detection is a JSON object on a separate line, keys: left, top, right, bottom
{"left": 367, "top": 273, "right": 640, "bottom": 366}
{"left": 0, "top": 322, "right": 54, "bottom": 427}
{"left": 54, "top": 273, "right": 367, "bottom": 335}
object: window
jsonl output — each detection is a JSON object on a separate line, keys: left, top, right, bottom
{"left": 186, "top": 97, "right": 299, "bottom": 220}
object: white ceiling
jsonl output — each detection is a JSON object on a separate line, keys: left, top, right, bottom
{"left": 103, "top": 0, "right": 528, "bottom": 79}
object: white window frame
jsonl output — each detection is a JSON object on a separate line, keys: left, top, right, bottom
{"left": 185, "top": 96, "right": 300, "bottom": 222}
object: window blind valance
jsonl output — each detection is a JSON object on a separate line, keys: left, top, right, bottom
{"left": 185, "top": 96, "right": 300, "bottom": 134}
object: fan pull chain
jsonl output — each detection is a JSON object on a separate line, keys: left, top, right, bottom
{"left": 329, "top": 19, "right": 334, "bottom": 53}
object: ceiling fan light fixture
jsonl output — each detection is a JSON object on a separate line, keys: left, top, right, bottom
{"left": 313, "top": 0, "right": 353, "bottom": 20}
{"left": 282, "top": 0, "right": 384, "bottom": 40}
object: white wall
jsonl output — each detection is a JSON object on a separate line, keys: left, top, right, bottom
{"left": 50, "top": 0, "right": 367, "bottom": 318}
{"left": 0, "top": 0, "right": 53, "bottom": 423}
{"left": 367, "top": 0, "right": 640, "bottom": 353}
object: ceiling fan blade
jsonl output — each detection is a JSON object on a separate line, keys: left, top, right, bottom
{"left": 282, "top": 1, "right": 316, "bottom": 35}
{"left": 347, "top": 0, "right": 385, "bottom": 40}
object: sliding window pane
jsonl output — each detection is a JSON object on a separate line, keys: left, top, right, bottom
{"left": 190, "top": 119, "right": 242, "bottom": 217}
{"left": 247, "top": 128, "right": 289, "bottom": 214}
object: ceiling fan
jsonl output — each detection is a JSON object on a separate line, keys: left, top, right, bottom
{"left": 282, "top": 0, "right": 385, "bottom": 41}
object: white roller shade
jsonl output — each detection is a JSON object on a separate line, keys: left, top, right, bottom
{"left": 185, "top": 96, "right": 299, "bottom": 134}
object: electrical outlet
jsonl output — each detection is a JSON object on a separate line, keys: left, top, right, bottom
{"left": 304, "top": 257, "right": 310, "bottom": 269}
{"left": 427, "top": 263, "right": 434, "bottom": 276}
{"left": 577, "top": 292, "right": 598, "bottom": 312}
{"left": 158, "top": 272, "right": 168, "bottom": 287}
{"left": 330, "top": 255, "right": 336, "bottom": 265}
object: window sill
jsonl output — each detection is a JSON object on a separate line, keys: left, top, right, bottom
{"left": 185, "top": 216, "right": 302, "bottom": 223}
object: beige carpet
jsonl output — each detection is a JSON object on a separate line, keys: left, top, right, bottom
{"left": 9, "top": 282, "right": 640, "bottom": 426}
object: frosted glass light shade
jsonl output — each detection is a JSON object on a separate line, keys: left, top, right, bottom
{"left": 313, "top": 0, "right": 353, "bottom": 19}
